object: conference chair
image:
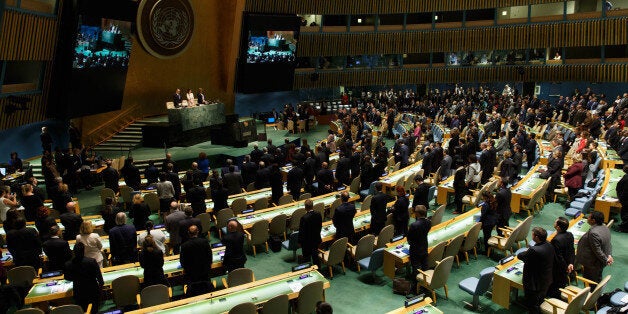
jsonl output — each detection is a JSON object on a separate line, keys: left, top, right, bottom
{"left": 254, "top": 197, "right": 268, "bottom": 211}
{"left": 486, "top": 223, "right": 521, "bottom": 258}
{"left": 221, "top": 268, "right": 255, "bottom": 288}
{"left": 328, "top": 198, "right": 341, "bottom": 220}
{"left": 426, "top": 185, "right": 436, "bottom": 207}
{"left": 197, "top": 213, "right": 212, "bottom": 236}
{"left": 138, "top": 284, "right": 171, "bottom": 308}
{"left": 458, "top": 266, "right": 495, "bottom": 310}
{"left": 119, "top": 186, "right": 134, "bottom": 209}
{"left": 229, "top": 302, "right": 257, "bottom": 314}
{"left": 287, "top": 120, "right": 295, "bottom": 134}
{"left": 231, "top": 197, "right": 247, "bottom": 215}
{"left": 296, "top": 281, "right": 324, "bottom": 314}
{"left": 374, "top": 224, "right": 394, "bottom": 249}
{"left": 503, "top": 216, "right": 533, "bottom": 249}
{"left": 282, "top": 231, "right": 300, "bottom": 261}
{"left": 245, "top": 220, "right": 269, "bottom": 257}
{"left": 100, "top": 188, "right": 116, "bottom": 206}
{"left": 143, "top": 193, "right": 159, "bottom": 213}
{"left": 277, "top": 194, "right": 293, "bottom": 206}
{"left": 429, "top": 205, "right": 445, "bottom": 225}
{"left": 347, "top": 234, "right": 375, "bottom": 272}
{"left": 298, "top": 193, "right": 312, "bottom": 201}
{"left": 358, "top": 195, "right": 373, "bottom": 212}
{"left": 349, "top": 176, "right": 361, "bottom": 196}
{"left": 297, "top": 120, "right": 306, "bottom": 133}
{"left": 15, "top": 309, "right": 45, "bottom": 314}
{"left": 50, "top": 305, "right": 86, "bottom": 314}
{"left": 562, "top": 275, "right": 611, "bottom": 313}
{"left": 427, "top": 241, "right": 447, "bottom": 269}
{"left": 289, "top": 208, "right": 306, "bottom": 232}
{"left": 7, "top": 266, "right": 37, "bottom": 288}
{"left": 318, "top": 237, "right": 348, "bottom": 278}
{"left": 357, "top": 248, "right": 385, "bottom": 282}
{"left": 313, "top": 202, "right": 325, "bottom": 219}
{"left": 112, "top": 275, "right": 140, "bottom": 310}
{"left": 416, "top": 256, "right": 455, "bottom": 304}
{"left": 269, "top": 213, "right": 287, "bottom": 241}
{"left": 246, "top": 182, "right": 256, "bottom": 192}
{"left": 216, "top": 208, "right": 235, "bottom": 238}
{"left": 460, "top": 222, "right": 482, "bottom": 264}
{"left": 262, "top": 294, "right": 289, "bottom": 314}
{"left": 443, "top": 233, "right": 465, "bottom": 268}
{"left": 540, "top": 287, "right": 590, "bottom": 314}
{"left": 403, "top": 175, "right": 416, "bottom": 194}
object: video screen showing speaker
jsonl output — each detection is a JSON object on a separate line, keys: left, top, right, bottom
{"left": 236, "top": 13, "right": 300, "bottom": 94}
{"left": 48, "top": 0, "right": 137, "bottom": 119}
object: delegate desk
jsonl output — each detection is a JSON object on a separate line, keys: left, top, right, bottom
{"left": 436, "top": 176, "right": 454, "bottom": 205}
{"left": 386, "top": 297, "right": 442, "bottom": 314}
{"left": 26, "top": 249, "right": 226, "bottom": 305}
{"left": 510, "top": 164, "right": 547, "bottom": 214}
{"left": 383, "top": 208, "right": 480, "bottom": 279}
{"left": 380, "top": 161, "right": 424, "bottom": 190}
{"left": 594, "top": 168, "right": 623, "bottom": 223}
{"left": 236, "top": 190, "right": 359, "bottom": 229}
{"left": 320, "top": 210, "right": 371, "bottom": 243}
{"left": 127, "top": 266, "right": 329, "bottom": 314}
{"left": 597, "top": 141, "right": 623, "bottom": 169}
{"left": 0, "top": 215, "right": 101, "bottom": 239}
{"left": 203, "top": 186, "right": 288, "bottom": 213}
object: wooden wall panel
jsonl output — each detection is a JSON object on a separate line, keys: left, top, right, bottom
{"left": 294, "top": 64, "right": 628, "bottom": 89}
{"left": 297, "top": 18, "right": 628, "bottom": 57}
{"left": 0, "top": 10, "right": 59, "bottom": 60}
{"left": 245, "top": 0, "right": 564, "bottom": 15}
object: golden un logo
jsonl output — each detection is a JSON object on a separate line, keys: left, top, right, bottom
{"left": 137, "top": 0, "right": 194, "bottom": 59}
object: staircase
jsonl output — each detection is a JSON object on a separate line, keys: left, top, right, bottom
{"left": 92, "top": 121, "right": 147, "bottom": 153}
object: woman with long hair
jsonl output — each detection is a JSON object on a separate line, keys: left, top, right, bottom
{"left": 64, "top": 242, "right": 104, "bottom": 313}
{"left": 139, "top": 234, "right": 168, "bottom": 288}
{"left": 389, "top": 185, "right": 410, "bottom": 236}
{"left": 130, "top": 193, "right": 151, "bottom": 231}
{"left": 21, "top": 184, "right": 43, "bottom": 222}
{"left": 479, "top": 191, "right": 498, "bottom": 252}
{"left": 75, "top": 221, "right": 104, "bottom": 267}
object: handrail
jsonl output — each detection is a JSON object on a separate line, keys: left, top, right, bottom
{"left": 83, "top": 103, "right": 147, "bottom": 148}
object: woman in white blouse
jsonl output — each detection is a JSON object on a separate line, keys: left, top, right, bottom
{"left": 76, "top": 221, "right": 104, "bottom": 267}
{"left": 186, "top": 89, "right": 195, "bottom": 106}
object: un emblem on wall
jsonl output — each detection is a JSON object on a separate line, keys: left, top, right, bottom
{"left": 137, "top": 0, "right": 194, "bottom": 59}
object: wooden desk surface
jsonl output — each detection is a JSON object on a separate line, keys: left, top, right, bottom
{"left": 386, "top": 297, "right": 442, "bottom": 314}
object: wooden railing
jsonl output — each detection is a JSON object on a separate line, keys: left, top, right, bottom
{"left": 82, "top": 103, "right": 146, "bottom": 148}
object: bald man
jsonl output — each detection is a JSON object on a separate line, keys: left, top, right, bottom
{"left": 60, "top": 202, "right": 83, "bottom": 241}
{"left": 180, "top": 225, "right": 213, "bottom": 295}
{"left": 222, "top": 220, "right": 247, "bottom": 272}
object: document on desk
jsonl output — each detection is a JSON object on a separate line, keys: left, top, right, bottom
{"left": 288, "top": 282, "right": 304, "bottom": 293}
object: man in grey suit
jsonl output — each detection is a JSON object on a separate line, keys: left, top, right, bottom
{"left": 439, "top": 150, "right": 452, "bottom": 179}
{"left": 572, "top": 211, "right": 613, "bottom": 286}
{"left": 223, "top": 165, "right": 244, "bottom": 195}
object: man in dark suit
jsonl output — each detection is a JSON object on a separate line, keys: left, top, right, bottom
{"left": 64, "top": 242, "right": 104, "bottom": 313}
{"left": 479, "top": 142, "right": 492, "bottom": 184}
{"left": 407, "top": 205, "right": 431, "bottom": 271}
{"left": 178, "top": 207, "right": 203, "bottom": 245}
{"left": 298, "top": 199, "right": 322, "bottom": 265}
{"left": 223, "top": 165, "right": 244, "bottom": 195}
{"left": 108, "top": 212, "right": 138, "bottom": 265}
{"left": 287, "top": 163, "right": 304, "bottom": 201}
{"left": 316, "top": 162, "right": 335, "bottom": 195}
{"left": 187, "top": 182, "right": 207, "bottom": 217}
{"left": 60, "top": 202, "right": 83, "bottom": 241}
{"left": 43, "top": 226, "right": 73, "bottom": 271}
{"left": 517, "top": 227, "right": 555, "bottom": 314}
{"left": 250, "top": 144, "right": 263, "bottom": 164}
{"left": 165, "top": 201, "right": 186, "bottom": 254}
{"left": 495, "top": 178, "right": 512, "bottom": 236}
{"left": 166, "top": 163, "right": 181, "bottom": 200}
{"left": 241, "top": 155, "right": 258, "bottom": 185}
{"left": 173, "top": 88, "right": 182, "bottom": 108}
{"left": 548, "top": 217, "right": 575, "bottom": 298}
{"left": 303, "top": 152, "right": 317, "bottom": 190}
{"left": 180, "top": 225, "right": 213, "bottom": 295}
{"left": 398, "top": 140, "right": 410, "bottom": 168}
{"left": 6, "top": 218, "right": 42, "bottom": 269}
{"left": 617, "top": 165, "right": 628, "bottom": 232}
{"left": 422, "top": 146, "right": 434, "bottom": 176}
{"left": 101, "top": 160, "right": 120, "bottom": 193}
{"left": 524, "top": 133, "right": 538, "bottom": 169}
{"left": 197, "top": 88, "right": 207, "bottom": 105}
{"left": 333, "top": 192, "right": 356, "bottom": 242}
{"left": 120, "top": 157, "right": 141, "bottom": 191}
{"left": 254, "top": 161, "right": 271, "bottom": 189}
{"left": 222, "top": 220, "right": 247, "bottom": 272}
{"left": 144, "top": 160, "right": 160, "bottom": 185}
{"left": 574, "top": 211, "right": 613, "bottom": 285}
{"left": 335, "top": 152, "right": 351, "bottom": 187}
{"left": 370, "top": 182, "right": 388, "bottom": 235}
{"left": 412, "top": 175, "right": 430, "bottom": 209}
{"left": 439, "top": 150, "right": 453, "bottom": 179}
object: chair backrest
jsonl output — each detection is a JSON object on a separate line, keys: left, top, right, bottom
{"left": 143, "top": 193, "right": 160, "bottom": 213}
{"left": 254, "top": 197, "right": 268, "bottom": 211}
{"left": 216, "top": 208, "right": 235, "bottom": 230}
{"left": 366, "top": 248, "right": 385, "bottom": 271}
{"left": 246, "top": 182, "right": 256, "bottom": 192}
{"left": 516, "top": 216, "right": 534, "bottom": 243}
{"left": 393, "top": 162, "right": 401, "bottom": 172}
{"left": 461, "top": 222, "right": 483, "bottom": 253}
{"left": 375, "top": 225, "right": 395, "bottom": 249}
{"left": 427, "top": 241, "right": 447, "bottom": 269}
{"left": 250, "top": 220, "right": 269, "bottom": 246}
{"left": 385, "top": 213, "right": 394, "bottom": 226}
{"left": 563, "top": 287, "right": 591, "bottom": 314}
{"left": 119, "top": 186, "right": 134, "bottom": 203}
{"left": 100, "top": 188, "right": 115, "bottom": 206}
{"left": 285, "top": 231, "right": 300, "bottom": 251}
{"left": 278, "top": 194, "right": 293, "bottom": 205}
{"left": 7, "top": 266, "right": 37, "bottom": 287}
{"left": 429, "top": 256, "right": 455, "bottom": 289}
{"left": 289, "top": 207, "right": 307, "bottom": 231}
{"left": 354, "top": 234, "right": 375, "bottom": 261}
{"left": 299, "top": 193, "right": 312, "bottom": 201}
{"left": 140, "top": 284, "right": 170, "bottom": 308}
{"left": 297, "top": 281, "right": 324, "bottom": 314}
{"left": 228, "top": 302, "right": 257, "bottom": 314}
{"left": 231, "top": 197, "right": 248, "bottom": 214}
{"left": 112, "top": 275, "right": 140, "bottom": 308}
{"left": 361, "top": 195, "right": 373, "bottom": 212}
{"left": 475, "top": 266, "right": 496, "bottom": 295}
{"left": 50, "top": 305, "right": 84, "bottom": 314}
{"left": 430, "top": 204, "right": 445, "bottom": 225}
{"left": 313, "top": 202, "right": 325, "bottom": 218}
{"left": 262, "top": 294, "right": 289, "bottom": 314}
{"left": 227, "top": 268, "right": 255, "bottom": 287}
{"left": 582, "top": 275, "right": 611, "bottom": 311}
{"left": 329, "top": 198, "right": 342, "bottom": 219}
{"left": 326, "top": 237, "right": 349, "bottom": 265}
{"left": 350, "top": 176, "right": 361, "bottom": 195}
{"left": 427, "top": 185, "right": 436, "bottom": 203}
{"left": 404, "top": 175, "right": 415, "bottom": 193}
{"left": 197, "top": 213, "right": 212, "bottom": 234}
{"left": 15, "top": 309, "right": 44, "bottom": 314}
{"left": 269, "top": 214, "right": 287, "bottom": 237}
{"left": 443, "top": 234, "right": 465, "bottom": 260}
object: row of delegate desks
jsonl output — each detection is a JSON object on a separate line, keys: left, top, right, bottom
{"left": 385, "top": 297, "right": 443, "bottom": 314}
{"left": 383, "top": 208, "right": 481, "bottom": 279}
{"left": 0, "top": 214, "right": 101, "bottom": 238}
{"left": 510, "top": 164, "right": 547, "bottom": 214}
{"left": 492, "top": 214, "right": 588, "bottom": 309}
{"left": 594, "top": 167, "right": 623, "bottom": 223}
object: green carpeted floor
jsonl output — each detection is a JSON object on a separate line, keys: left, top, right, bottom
{"left": 67, "top": 123, "right": 628, "bottom": 314}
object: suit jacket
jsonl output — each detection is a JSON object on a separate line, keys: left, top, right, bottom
{"left": 109, "top": 224, "right": 138, "bottom": 263}
{"left": 412, "top": 183, "right": 430, "bottom": 208}
{"left": 173, "top": 93, "right": 182, "bottom": 107}
{"left": 518, "top": 241, "right": 555, "bottom": 292}
{"left": 144, "top": 166, "right": 160, "bottom": 184}
{"left": 6, "top": 227, "right": 42, "bottom": 268}
{"left": 370, "top": 191, "right": 388, "bottom": 226}
{"left": 241, "top": 161, "right": 258, "bottom": 185}
{"left": 479, "top": 150, "right": 492, "bottom": 181}
{"left": 60, "top": 212, "right": 83, "bottom": 241}
{"left": 391, "top": 195, "right": 410, "bottom": 225}
{"left": 440, "top": 155, "right": 453, "bottom": 178}
{"left": 223, "top": 172, "right": 244, "bottom": 195}
{"left": 180, "top": 237, "right": 213, "bottom": 282}
{"left": 254, "top": 167, "right": 271, "bottom": 189}
{"left": 287, "top": 167, "right": 304, "bottom": 194}
{"left": 166, "top": 171, "right": 182, "bottom": 198}
{"left": 316, "top": 169, "right": 334, "bottom": 193}
{"left": 407, "top": 217, "right": 431, "bottom": 266}
{"left": 575, "top": 224, "right": 612, "bottom": 274}
{"left": 178, "top": 217, "right": 203, "bottom": 244}
{"left": 165, "top": 210, "right": 186, "bottom": 245}
{"left": 551, "top": 231, "right": 575, "bottom": 274}
{"left": 102, "top": 166, "right": 120, "bottom": 192}
{"left": 187, "top": 186, "right": 207, "bottom": 216}
{"left": 64, "top": 257, "right": 104, "bottom": 303}
{"left": 335, "top": 157, "right": 351, "bottom": 186}
{"left": 333, "top": 203, "right": 356, "bottom": 240}
{"left": 121, "top": 164, "right": 141, "bottom": 190}
{"left": 43, "top": 237, "right": 73, "bottom": 271}
{"left": 222, "top": 230, "right": 247, "bottom": 270}
{"left": 495, "top": 187, "right": 512, "bottom": 223}
{"left": 211, "top": 188, "right": 229, "bottom": 211}
{"left": 298, "top": 210, "right": 322, "bottom": 249}
{"left": 617, "top": 173, "right": 628, "bottom": 206}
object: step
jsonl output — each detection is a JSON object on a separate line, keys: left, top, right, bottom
{"left": 111, "top": 134, "right": 143, "bottom": 140}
